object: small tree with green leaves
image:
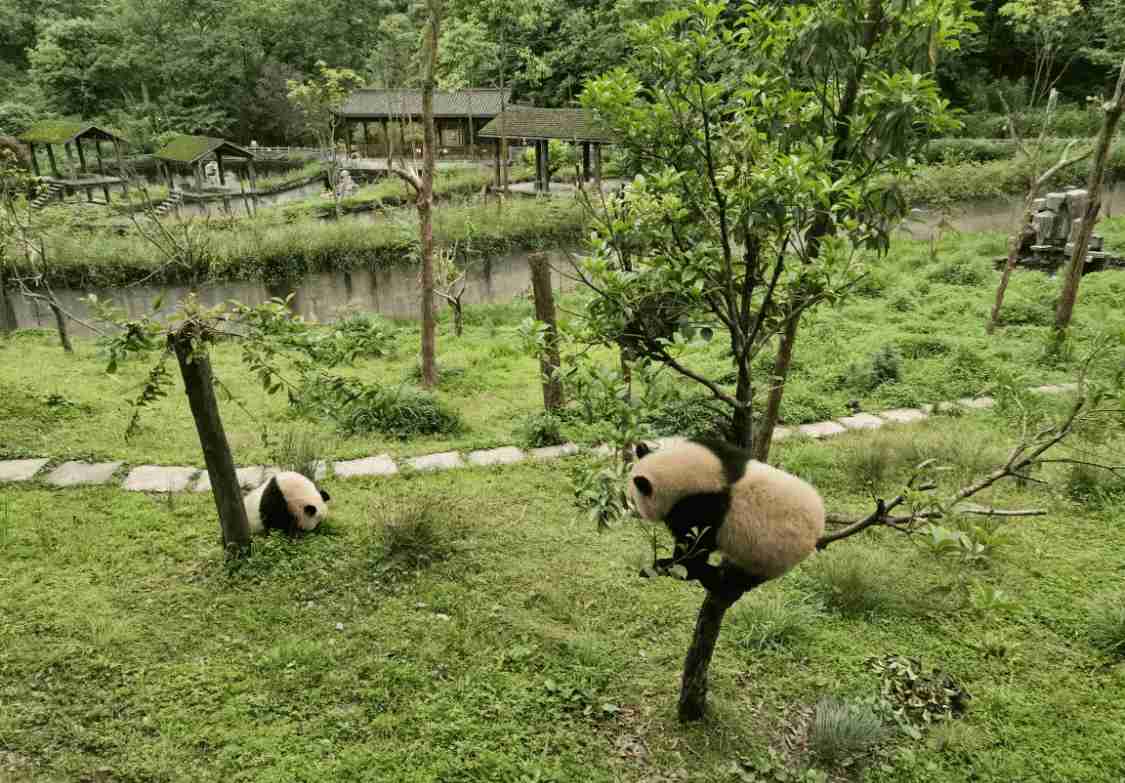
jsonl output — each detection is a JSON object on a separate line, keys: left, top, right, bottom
{"left": 287, "top": 62, "right": 363, "bottom": 219}
{"left": 577, "top": 0, "right": 969, "bottom": 458}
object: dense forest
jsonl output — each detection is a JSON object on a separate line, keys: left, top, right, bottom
{"left": 1, "top": 0, "right": 1124, "bottom": 148}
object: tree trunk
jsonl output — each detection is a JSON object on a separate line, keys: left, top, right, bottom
{"left": 1056, "top": 58, "right": 1125, "bottom": 336}
{"left": 988, "top": 203, "right": 1035, "bottom": 334}
{"left": 452, "top": 300, "right": 463, "bottom": 337}
{"left": 730, "top": 358, "right": 753, "bottom": 449}
{"left": 48, "top": 299, "right": 72, "bottom": 353}
{"left": 170, "top": 327, "right": 251, "bottom": 557}
{"left": 753, "top": 314, "right": 798, "bottom": 461}
{"left": 529, "top": 252, "right": 564, "bottom": 411}
{"left": 678, "top": 588, "right": 743, "bottom": 722}
{"left": 417, "top": 2, "right": 441, "bottom": 389}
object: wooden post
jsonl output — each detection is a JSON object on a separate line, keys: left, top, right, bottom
{"left": 64, "top": 142, "right": 74, "bottom": 163}
{"left": 344, "top": 119, "right": 352, "bottom": 159}
{"left": 94, "top": 141, "right": 110, "bottom": 203}
{"left": 493, "top": 140, "right": 501, "bottom": 188}
{"left": 170, "top": 326, "right": 252, "bottom": 556}
{"left": 383, "top": 119, "right": 392, "bottom": 171}
{"left": 529, "top": 252, "right": 564, "bottom": 411}
{"left": 582, "top": 141, "right": 591, "bottom": 182}
{"left": 46, "top": 144, "right": 60, "bottom": 178}
{"left": 542, "top": 140, "right": 551, "bottom": 193}
{"left": 194, "top": 162, "right": 203, "bottom": 192}
{"left": 28, "top": 143, "right": 40, "bottom": 177}
{"left": 248, "top": 159, "right": 259, "bottom": 212}
{"left": 75, "top": 139, "right": 92, "bottom": 202}
{"left": 113, "top": 140, "right": 128, "bottom": 196}
{"left": 594, "top": 144, "right": 603, "bottom": 189}
{"left": 534, "top": 141, "right": 543, "bottom": 193}
{"left": 362, "top": 121, "right": 371, "bottom": 158}
{"left": 215, "top": 152, "right": 226, "bottom": 187}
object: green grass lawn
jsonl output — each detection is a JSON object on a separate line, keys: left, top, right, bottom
{"left": 1, "top": 414, "right": 1123, "bottom": 781}
{"left": 4, "top": 219, "right": 1125, "bottom": 466}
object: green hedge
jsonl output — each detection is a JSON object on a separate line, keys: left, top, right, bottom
{"left": 15, "top": 199, "right": 589, "bottom": 289}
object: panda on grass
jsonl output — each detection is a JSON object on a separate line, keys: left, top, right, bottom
{"left": 627, "top": 439, "right": 825, "bottom": 598}
{"left": 242, "top": 471, "right": 331, "bottom": 536}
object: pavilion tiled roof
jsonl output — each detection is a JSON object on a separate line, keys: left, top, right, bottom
{"left": 477, "top": 107, "right": 615, "bottom": 143}
{"left": 18, "top": 120, "right": 128, "bottom": 145}
{"left": 154, "top": 135, "right": 254, "bottom": 164}
{"left": 339, "top": 88, "right": 511, "bottom": 118}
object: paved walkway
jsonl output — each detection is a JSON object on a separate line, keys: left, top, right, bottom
{"left": 0, "top": 385, "right": 1076, "bottom": 493}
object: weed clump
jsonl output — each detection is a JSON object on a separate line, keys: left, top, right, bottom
{"left": 293, "top": 375, "right": 462, "bottom": 439}
{"left": 806, "top": 548, "right": 907, "bottom": 617}
{"left": 808, "top": 697, "right": 887, "bottom": 765}
{"left": 728, "top": 592, "right": 817, "bottom": 652}
{"left": 1087, "top": 594, "right": 1125, "bottom": 658}
{"left": 514, "top": 411, "right": 566, "bottom": 448}
{"left": 267, "top": 428, "right": 329, "bottom": 481}
{"left": 377, "top": 506, "right": 457, "bottom": 570}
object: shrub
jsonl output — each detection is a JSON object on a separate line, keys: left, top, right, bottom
{"left": 926, "top": 256, "right": 987, "bottom": 286}
{"left": 292, "top": 374, "right": 463, "bottom": 439}
{"left": 1087, "top": 594, "right": 1125, "bottom": 658}
{"left": 841, "top": 346, "right": 902, "bottom": 394}
{"left": 514, "top": 411, "right": 566, "bottom": 448}
{"left": 896, "top": 334, "right": 952, "bottom": 359}
{"left": 806, "top": 548, "right": 905, "bottom": 616}
{"left": 377, "top": 506, "right": 457, "bottom": 569}
{"left": 640, "top": 395, "right": 729, "bottom": 440}
{"left": 728, "top": 592, "right": 817, "bottom": 652}
{"left": 808, "top": 698, "right": 887, "bottom": 765}
{"left": 1065, "top": 463, "right": 1125, "bottom": 507}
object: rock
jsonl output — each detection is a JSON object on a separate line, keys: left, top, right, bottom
{"left": 0, "top": 458, "right": 48, "bottom": 482}
{"left": 333, "top": 455, "right": 398, "bottom": 478}
{"left": 44, "top": 461, "right": 123, "bottom": 487}
{"left": 123, "top": 465, "right": 198, "bottom": 493}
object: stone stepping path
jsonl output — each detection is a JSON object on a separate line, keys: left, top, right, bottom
{"left": 0, "top": 385, "right": 1078, "bottom": 492}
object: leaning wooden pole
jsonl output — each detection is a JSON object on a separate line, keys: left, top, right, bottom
{"left": 1056, "top": 57, "right": 1125, "bottom": 335}
{"left": 529, "top": 252, "right": 564, "bottom": 411}
{"left": 170, "top": 324, "right": 251, "bottom": 556}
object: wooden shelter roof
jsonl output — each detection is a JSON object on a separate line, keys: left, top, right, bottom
{"left": 477, "top": 107, "right": 615, "bottom": 143}
{"left": 339, "top": 88, "right": 511, "bottom": 119}
{"left": 18, "top": 120, "right": 128, "bottom": 145}
{"left": 154, "top": 135, "right": 254, "bottom": 164}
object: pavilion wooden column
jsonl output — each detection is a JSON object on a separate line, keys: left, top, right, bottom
{"left": 28, "top": 143, "right": 40, "bottom": 177}
{"left": 383, "top": 119, "right": 392, "bottom": 170}
{"left": 362, "top": 121, "right": 371, "bottom": 158}
{"left": 248, "top": 159, "right": 259, "bottom": 211}
{"left": 581, "top": 142, "right": 591, "bottom": 182}
{"left": 113, "top": 140, "right": 128, "bottom": 196}
{"left": 194, "top": 161, "right": 203, "bottom": 192}
{"left": 46, "top": 144, "right": 60, "bottom": 178}
{"left": 493, "top": 140, "right": 502, "bottom": 187}
{"left": 344, "top": 119, "right": 352, "bottom": 158}
{"left": 535, "top": 140, "right": 551, "bottom": 194}
{"left": 94, "top": 141, "right": 111, "bottom": 203}
{"left": 594, "top": 144, "right": 603, "bottom": 189}
{"left": 216, "top": 152, "right": 231, "bottom": 213}
{"left": 75, "top": 140, "right": 93, "bottom": 202}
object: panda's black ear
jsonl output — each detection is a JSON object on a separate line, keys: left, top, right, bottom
{"left": 633, "top": 476, "right": 653, "bottom": 497}
{"left": 635, "top": 442, "right": 651, "bottom": 460}
{"left": 303, "top": 504, "right": 317, "bottom": 517}
{"left": 319, "top": 489, "right": 331, "bottom": 502}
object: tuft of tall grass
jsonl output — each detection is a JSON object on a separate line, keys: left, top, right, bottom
{"left": 377, "top": 506, "right": 457, "bottom": 569}
{"left": 269, "top": 429, "right": 329, "bottom": 481}
{"left": 805, "top": 548, "right": 908, "bottom": 617}
{"left": 808, "top": 697, "right": 887, "bottom": 765}
{"left": 1087, "top": 593, "right": 1125, "bottom": 658}
{"left": 728, "top": 591, "right": 818, "bottom": 652}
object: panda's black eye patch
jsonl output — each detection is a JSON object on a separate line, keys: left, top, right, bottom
{"left": 635, "top": 443, "right": 651, "bottom": 459}
{"left": 633, "top": 476, "right": 654, "bottom": 497}
{"left": 320, "top": 489, "right": 331, "bottom": 502}
{"left": 303, "top": 504, "right": 317, "bottom": 517}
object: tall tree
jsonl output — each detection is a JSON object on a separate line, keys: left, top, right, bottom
{"left": 287, "top": 62, "right": 362, "bottom": 218}
{"left": 1055, "top": 57, "right": 1125, "bottom": 336}
{"left": 578, "top": 0, "right": 970, "bottom": 456}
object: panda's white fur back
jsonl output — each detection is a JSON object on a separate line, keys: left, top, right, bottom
{"left": 628, "top": 441, "right": 824, "bottom": 581}
{"left": 718, "top": 460, "right": 824, "bottom": 579}
{"left": 242, "top": 471, "right": 329, "bottom": 535}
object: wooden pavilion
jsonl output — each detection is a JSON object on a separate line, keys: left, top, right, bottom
{"left": 153, "top": 135, "right": 259, "bottom": 214}
{"left": 337, "top": 88, "right": 511, "bottom": 161}
{"left": 477, "top": 107, "right": 615, "bottom": 193}
{"left": 18, "top": 120, "right": 130, "bottom": 205}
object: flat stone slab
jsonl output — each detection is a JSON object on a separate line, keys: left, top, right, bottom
{"left": 922, "top": 401, "right": 962, "bottom": 414}
{"left": 45, "top": 461, "right": 123, "bottom": 487}
{"left": 0, "top": 458, "right": 48, "bottom": 482}
{"left": 772, "top": 427, "right": 792, "bottom": 442}
{"left": 123, "top": 465, "right": 198, "bottom": 493}
{"left": 406, "top": 451, "right": 464, "bottom": 472}
{"left": 797, "top": 421, "right": 847, "bottom": 439}
{"left": 530, "top": 443, "right": 580, "bottom": 460}
{"left": 194, "top": 466, "right": 267, "bottom": 492}
{"left": 837, "top": 413, "right": 885, "bottom": 431}
{"left": 957, "top": 396, "right": 995, "bottom": 410}
{"left": 467, "top": 447, "right": 525, "bottom": 466}
{"left": 878, "top": 408, "right": 928, "bottom": 424}
{"left": 333, "top": 455, "right": 398, "bottom": 478}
